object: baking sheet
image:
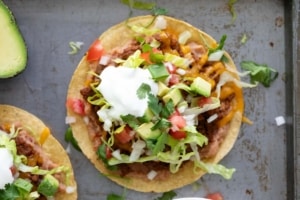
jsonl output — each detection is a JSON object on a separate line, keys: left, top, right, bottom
{"left": 0, "top": 0, "right": 297, "bottom": 199}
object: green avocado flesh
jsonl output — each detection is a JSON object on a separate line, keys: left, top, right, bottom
{"left": 0, "top": 1, "right": 27, "bottom": 78}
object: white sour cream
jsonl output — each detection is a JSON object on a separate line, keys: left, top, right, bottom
{"left": 97, "top": 66, "right": 158, "bottom": 131}
{"left": 0, "top": 147, "right": 14, "bottom": 189}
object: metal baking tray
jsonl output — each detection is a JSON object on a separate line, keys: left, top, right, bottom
{"left": 0, "top": 0, "right": 298, "bottom": 199}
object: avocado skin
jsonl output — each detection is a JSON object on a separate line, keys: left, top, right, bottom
{"left": 0, "top": 0, "right": 27, "bottom": 79}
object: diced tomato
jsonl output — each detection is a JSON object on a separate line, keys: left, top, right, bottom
{"left": 169, "top": 130, "right": 186, "bottom": 139}
{"left": 66, "top": 98, "right": 85, "bottom": 116}
{"left": 168, "top": 74, "right": 180, "bottom": 86}
{"left": 114, "top": 125, "right": 134, "bottom": 144}
{"left": 205, "top": 192, "right": 224, "bottom": 200}
{"left": 86, "top": 39, "right": 104, "bottom": 61}
{"left": 197, "top": 97, "right": 213, "bottom": 107}
{"left": 169, "top": 110, "right": 186, "bottom": 129}
{"left": 165, "top": 62, "right": 176, "bottom": 74}
{"left": 106, "top": 146, "right": 112, "bottom": 159}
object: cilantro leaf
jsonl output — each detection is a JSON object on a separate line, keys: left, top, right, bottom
{"left": 65, "top": 127, "right": 82, "bottom": 152}
{"left": 120, "top": 0, "right": 155, "bottom": 10}
{"left": 240, "top": 61, "right": 278, "bottom": 87}
{"left": 160, "top": 100, "right": 175, "bottom": 118}
{"left": 152, "top": 7, "right": 168, "bottom": 16}
{"left": 97, "top": 144, "right": 117, "bottom": 170}
{"left": 107, "top": 193, "right": 125, "bottom": 200}
{"left": 0, "top": 184, "right": 20, "bottom": 200}
{"left": 148, "top": 93, "right": 162, "bottom": 116}
{"left": 121, "top": 114, "right": 140, "bottom": 129}
{"left": 152, "top": 132, "right": 168, "bottom": 155}
{"left": 151, "top": 118, "right": 171, "bottom": 132}
{"left": 137, "top": 83, "right": 151, "bottom": 99}
{"left": 154, "top": 191, "right": 177, "bottom": 200}
{"left": 208, "top": 34, "right": 227, "bottom": 55}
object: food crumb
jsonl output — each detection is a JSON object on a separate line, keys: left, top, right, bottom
{"left": 275, "top": 116, "right": 285, "bottom": 126}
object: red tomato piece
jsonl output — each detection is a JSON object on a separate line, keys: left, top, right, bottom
{"left": 169, "top": 110, "right": 186, "bottom": 130}
{"left": 66, "top": 98, "right": 85, "bottom": 116}
{"left": 170, "top": 130, "right": 186, "bottom": 139}
{"left": 206, "top": 192, "right": 224, "bottom": 200}
{"left": 106, "top": 146, "right": 112, "bottom": 159}
{"left": 115, "top": 125, "right": 133, "bottom": 144}
{"left": 197, "top": 97, "right": 213, "bottom": 107}
{"left": 86, "top": 39, "right": 104, "bottom": 61}
{"left": 168, "top": 74, "right": 180, "bottom": 86}
{"left": 165, "top": 62, "right": 176, "bottom": 74}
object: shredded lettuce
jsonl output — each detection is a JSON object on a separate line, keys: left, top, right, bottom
{"left": 130, "top": 25, "right": 161, "bottom": 36}
{"left": 118, "top": 50, "right": 145, "bottom": 68}
{"left": 164, "top": 53, "right": 191, "bottom": 69}
{"left": 240, "top": 61, "right": 278, "bottom": 87}
{"left": 183, "top": 97, "right": 221, "bottom": 116}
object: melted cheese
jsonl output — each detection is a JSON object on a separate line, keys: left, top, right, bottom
{"left": 97, "top": 66, "right": 158, "bottom": 131}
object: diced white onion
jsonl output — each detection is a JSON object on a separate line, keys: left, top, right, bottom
{"left": 275, "top": 116, "right": 285, "bottom": 126}
{"left": 176, "top": 68, "right": 186, "bottom": 75}
{"left": 65, "top": 116, "right": 76, "bottom": 124}
{"left": 65, "top": 143, "right": 71, "bottom": 154}
{"left": 183, "top": 114, "right": 197, "bottom": 126}
{"left": 147, "top": 170, "right": 158, "bottom": 180}
{"left": 112, "top": 149, "right": 122, "bottom": 160}
{"left": 154, "top": 16, "right": 167, "bottom": 30}
{"left": 207, "top": 114, "right": 218, "bottom": 123}
{"left": 129, "top": 140, "right": 146, "bottom": 162}
{"left": 129, "top": 130, "right": 135, "bottom": 137}
{"left": 66, "top": 186, "right": 76, "bottom": 194}
{"left": 208, "top": 50, "right": 224, "bottom": 61}
{"left": 178, "top": 30, "right": 191, "bottom": 45}
{"left": 99, "top": 55, "right": 111, "bottom": 65}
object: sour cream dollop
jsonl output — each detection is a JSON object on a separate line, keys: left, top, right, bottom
{"left": 0, "top": 147, "right": 14, "bottom": 189}
{"left": 97, "top": 66, "right": 158, "bottom": 131}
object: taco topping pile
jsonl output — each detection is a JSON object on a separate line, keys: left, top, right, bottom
{"left": 67, "top": 16, "right": 245, "bottom": 182}
{"left": 0, "top": 124, "right": 75, "bottom": 199}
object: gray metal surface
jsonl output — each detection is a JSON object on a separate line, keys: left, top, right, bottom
{"left": 0, "top": 0, "right": 296, "bottom": 199}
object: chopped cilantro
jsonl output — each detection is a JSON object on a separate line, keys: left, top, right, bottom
{"left": 120, "top": 0, "right": 155, "bottom": 10}
{"left": 148, "top": 93, "right": 162, "bottom": 116}
{"left": 152, "top": 7, "right": 168, "bottom": 16}
{"left": 0, "top": 184, "right": 21, "bottom": 200}
{"left": 151, "top": 118, "right": 171, "bottom": 132}
{"left": 121, "top": 114, "right": 140, "bottom": 129}
{"left": 152, "top": 132, "right": 168, "bottom": 155}
{"left": 240, "top": 61, "right": 278, "bottom": 87}
{"left": 97, "top": 144, "right": 117, "bottom": 170}
{"left": 160, "top": 100, "right": 175, "bottom": 118}
{"left": 137, "top": 83, "right": 152, "bottom": 99}
{"left": 107, "top": 193, "right": 125, "bottom": 200}
{"left": 208, "top": 34, "right": 227, "bottom": 55}
{"left": 65, "top": 127, "right": 82, "bottom": 152}
{"left": 154, "top": 191, "right": 177, "bottom": 200}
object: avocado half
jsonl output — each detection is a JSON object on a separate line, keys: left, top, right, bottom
{"left": 0, "top": 0, "right": 27, "bottom": 78}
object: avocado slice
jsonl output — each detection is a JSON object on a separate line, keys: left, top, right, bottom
{"left": 136, "top": 122, "right": 161, "bottom": 140}
{"left": 37, "top": 174, "right": 59, "bottom": 197}
{"left": 0, "top": 1, "right": 27, "bottom": 78}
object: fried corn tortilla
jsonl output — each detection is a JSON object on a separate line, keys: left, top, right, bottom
{"left": 0, "top": 104, "right": 77, "bottom": 199}
{"left": 67, "top": 15, "right": 243, "bottom": 192}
